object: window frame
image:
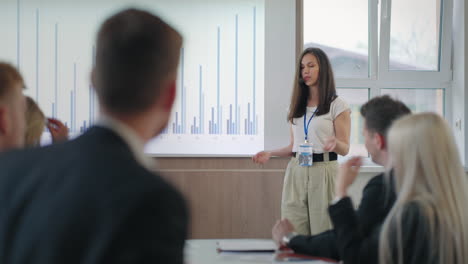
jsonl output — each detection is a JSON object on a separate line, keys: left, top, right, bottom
{"left": 299, "top": 0, "right": 454, "bottom": 166}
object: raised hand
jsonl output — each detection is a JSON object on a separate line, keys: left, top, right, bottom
{"left": 335, "top": 156, "right": 363, "bottom": 197}
{"left": 47, "top": 118, "right": 69, "bottom": 143}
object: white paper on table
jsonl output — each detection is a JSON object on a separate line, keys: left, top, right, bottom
{"left": 216, "top": 240, "right": 277, "bottom": 252}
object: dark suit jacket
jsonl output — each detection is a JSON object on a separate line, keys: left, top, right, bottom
{"left": 329, "top": 199, "right": 436, "bottom": 264}
{"left": 289, "top": 172, "right": 396, "bottom": 261}
{"left": 327, "top": 172, "right": 396, "bottom": 264}
{"left": 0, "top": 127, "right": 188, "bottom": 264}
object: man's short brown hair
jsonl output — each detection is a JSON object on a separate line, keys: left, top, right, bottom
{"left": 0, "top": 63, "right": 24, "bottom": 102}
{"left": 360, "top": 95, "right": 411, "bottom": 138}
{"left": 94, "top": 8, "right": 182, "bottom": 114}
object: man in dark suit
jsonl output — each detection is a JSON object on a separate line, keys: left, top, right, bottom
{"left": 0, "top": 63, "right": 26, "bottom": 151}
{"left": 272, "top": 95, "right": 411, "bottom": 261}
{"left": 0, "top": 9, "right": 187, "bottom": 264}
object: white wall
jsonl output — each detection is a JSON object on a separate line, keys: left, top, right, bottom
{"left": 464, "top": 0, "right": 468, "bottom": 166}
{"left": 264, "top": 0, "right": 296, "bottom": 150}
{"left": 453, "top": 0, "right": 466, "bottom": 164}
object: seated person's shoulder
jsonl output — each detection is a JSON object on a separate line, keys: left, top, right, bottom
{"left": 364, "top": 173, "right": 386, "bottom": 188}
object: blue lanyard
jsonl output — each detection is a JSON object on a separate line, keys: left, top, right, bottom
{"left": 303, "top": 109, "right": 318, "bottom": 142}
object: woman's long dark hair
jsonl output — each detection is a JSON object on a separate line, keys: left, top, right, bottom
{"left": 287, "top": 48, "right": 337, "bottom": 123}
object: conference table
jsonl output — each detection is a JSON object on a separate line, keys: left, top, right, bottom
{"left": 185, "top": 239, "right": 338, "bottom": 264}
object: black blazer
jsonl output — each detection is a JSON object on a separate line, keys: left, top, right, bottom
{"left": 0, "top": 127, "right": 188, "bottom": 264}
{"left": 289, "top": 172, "right": 396, "bottom": 261}
{"left": 329, "top": 200, "right": 436, "bottom": 264}
{"left": 327, "top": 172, "right": 396, "bottom": 264}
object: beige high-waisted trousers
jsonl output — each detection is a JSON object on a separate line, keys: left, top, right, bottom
{"left": 281, "top": 155, "right": 338, "bottom": 235}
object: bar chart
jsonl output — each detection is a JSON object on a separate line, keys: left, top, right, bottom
{"left": 0, "top": 0, "right": 264, "bottom": 155}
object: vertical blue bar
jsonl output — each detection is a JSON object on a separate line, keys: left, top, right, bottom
{"left": 237, "top": 105, "right": 240, "bottom": 135}
{"left": 91, "top": 46, "right": 96, "bottom": 126}
{"left": 91, "top": 89, "right": 94, "bottom": 126}
{"left": 73, "top": 63, "right": 77, "bottom": 133}
{"left": 70, "top": 91, "right": 73, "bottom": 132}
{"left": 199, "top": 65, "right": 202, "bottom": 135}
{"left": 201, "top": 94, "right": 204, "bottom": 134}
{"left": 175, "top": 112, "right": 179, "bottom": 134}
{"left": 253, "top": 7, "right": 256, "bottom": 134}
{"left": 180, "top": 48, "right": 185, "bottom": 134}
{"left": 89, "top": 85, "right": 92, "bottom": 126}
{"left": 172, "top": 123, "right": 175, "bottom": 133}
{"left": 217, "top": 27, "right": 220, "bottom": 135}
{"left": 211, "top": 107, "right": 214, "bottom": 134}
{"left": 89, "top": 90, "right": 92, "bottom": 127}
{"left": 229, "top": 104, "right": 232, "bottom": 134}
{"left": 16, "top": 0, "right": 20, "bottom": 69}
{"left": 245, "top": 119, "right": 247, "bottom": 135}
{"left": 35, "top": 8, "right": 39, "bottom": 102}
{"left": 235, "top": 14, "right": 238, "bottom": 135}
{"left": 248, "top": 103, "right": 251, "bottom": 135}
{"left": 193, "top": 117, "right": 196, "bottom": 134}
{"left": 209, "top": 120, "right": 212, "bottom": 134}
{"left": 54, "top": 23, "right": 58, "bottom": 118}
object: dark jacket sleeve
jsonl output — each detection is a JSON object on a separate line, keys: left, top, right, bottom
{"left": 289, "top": 174, "right": 393, "bottom": 261}
{"left": 288, "top": 230, "right": 340, "bottom": 260}
{"left": 103, "top": 186, "right": 189, "bottom": 264}
{"left": 355, "top": 175, "right": 395, "bottom": 236}
{"left": 328, "top": 197, "right": 380, "bottom": 264}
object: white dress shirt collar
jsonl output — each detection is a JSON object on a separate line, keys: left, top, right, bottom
{"left": 96, "top": 115, "right": 155, "bottom": 171}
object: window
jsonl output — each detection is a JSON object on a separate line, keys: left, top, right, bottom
{"left": 337, "top": 88, "right": 369, "bottom": 157}
{"left": 302, "top": 0, "right": 452, "bottom": 163}
{"left": 389, "top": 0, "right": 442, "bottom": 71}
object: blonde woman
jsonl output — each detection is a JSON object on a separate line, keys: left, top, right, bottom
{"left": 379, "top": 113, "right": 468, "bottom": 264}
{"left": 331, "top": 112, "right": 468, "bottom": 264}
{"left": 25, "top": 96, "right": 69, "bottom": 146}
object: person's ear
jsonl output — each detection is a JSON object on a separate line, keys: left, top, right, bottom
{"left": 375, "top": 132, "right": 386, "bottom": 150}
{"left": 0, "top": 106, "right": 10, "bottom": 135}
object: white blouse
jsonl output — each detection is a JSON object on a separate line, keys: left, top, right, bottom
{"left": 291, "top": 97, "right": 350, "bottom": 153}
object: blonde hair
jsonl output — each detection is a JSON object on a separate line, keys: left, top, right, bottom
{"left": 380, "top": 113, "right": 468, "bottom": 264}
{"left": 0, "top": 62, "right": 24, "bottom": 102}
{"left": 24, "top": 96, "right": 46, "bottom": 147}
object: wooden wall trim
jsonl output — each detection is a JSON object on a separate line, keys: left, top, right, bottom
{"left": 156, "top": 157, "right": 288, "bottom": 239}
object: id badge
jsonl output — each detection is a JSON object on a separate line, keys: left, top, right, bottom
{"left": 298, "top": 142, "right": 313, "bottom": 167}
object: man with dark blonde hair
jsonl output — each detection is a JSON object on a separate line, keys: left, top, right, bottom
{"left": 0, "top": 62, "right": 26, "bottom": 151}
{"left": 0, "top": 9, "right": 187, "bottom": 264}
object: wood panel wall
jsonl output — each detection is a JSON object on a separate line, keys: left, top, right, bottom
{"left": 156, "top": 157, "right": 375, "bottom": 239}
{"left": 157, "top": 157, "right": 289, "bottom": 239}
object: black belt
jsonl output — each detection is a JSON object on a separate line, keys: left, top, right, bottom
{"left": 291, "top": 152, "right": 338, "bottom": 162}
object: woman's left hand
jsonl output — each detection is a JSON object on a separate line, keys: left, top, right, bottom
{"left": 324, "top": 137, "right": 337, "bottom": 152}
